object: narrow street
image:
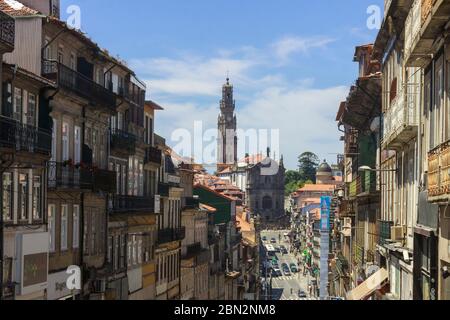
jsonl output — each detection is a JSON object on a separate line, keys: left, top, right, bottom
{"left": 260, "top": 230, "right": 318, "bottom": 301}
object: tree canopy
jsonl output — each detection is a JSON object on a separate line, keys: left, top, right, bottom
{"left": 298, "top": 152, "right": 320, "bottom": 183}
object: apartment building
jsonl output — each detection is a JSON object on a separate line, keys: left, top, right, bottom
{"left": 335, "top": 43, "right": 384, "bottom": 300}
{"left": 155, "top": 137, "right": 185, "bottom": 300}
{"left": 402, "top": 0, "right": 450, "bottom": 300}
{"left": 180, "top": 164, "right": 209, "bottom": 300}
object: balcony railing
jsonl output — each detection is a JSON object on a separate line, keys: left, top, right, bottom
{"left": 110, "top": 129, "right": 137, "bottom": 155}
{"left": 42, "top": 61, "right": 117, "bottom": 112}
{"left": 379, "top": 220, "right": 394, "bottom": 245}
{"left": 144, "top": 146, "right": 162, "bottom": 165}
{"left": 0, "top": 117, "right": 51, "bottom": 155}
{"left": 47, "top": 162, "right": 93, "bottom": 190}
{"left": 110, "top": 195, "right": 155, "bottom": 213}
{"left": 356, "top": 171, "right": 377, "bottom": 195}
{"left": 157, "top": 227, "right": 186, "bottom": 245}
{"left": 0, "top": 11, "right": 15, "bottom": 50}
{"left": 428, "top": 140, "right": 450, "bottom": 201}
{"left": 383, "top": 87, "right": 419, "bottom": 149}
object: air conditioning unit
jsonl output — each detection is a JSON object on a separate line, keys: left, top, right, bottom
{"left": 391, "top": 226, "right": 406, "bottom": 241}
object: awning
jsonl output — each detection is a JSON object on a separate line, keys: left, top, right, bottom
{"left": 346, "top": 268, "right": 388, "bottom": 300}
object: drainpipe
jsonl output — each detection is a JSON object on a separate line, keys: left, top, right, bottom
{"left": 79, "top": 105, "right": 86, "bottom": 299}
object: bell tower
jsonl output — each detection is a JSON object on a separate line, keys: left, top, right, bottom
{"left": 217, "top": 77, "right": 238, "bottom": 168}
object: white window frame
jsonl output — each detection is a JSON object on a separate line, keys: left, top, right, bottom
{"left": 62, "top": 122, "right": 70, "bottom": 161}
{"left": 73, "top": 205, "right": 80, "bottom": 249}
{"left": 74, "top": 126, "right": 81, "bottom": 164}
{"left": 61, "top": 204, "right": 68, "bottom": 251}
{"left": 48, "top": 204, "right": 56, "bottom": 252}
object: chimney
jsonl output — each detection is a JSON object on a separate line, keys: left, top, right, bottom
{"left": 20, "top": 0, "right": 61, "bottom": 18}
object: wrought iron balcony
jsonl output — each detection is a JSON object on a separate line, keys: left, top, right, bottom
{"left": 110, "top": 195, "right": 155, "bottom": 213}
{"left": 0, "top": 11, "right": 15, "bottom": 52}
{"left": 110, "top": 129, "right": 137, "bottom": 155}
{"left": 92, "top": 168, "right": 116, "bottom": 194}
{"left": 0, "top": 117, "right": 51, "bottom": 155}
{"left": 382, "top": 87, "right": 419, "bottom": 150}
{"left": 47, "top": 161, "right": 93, "bottom": 190}
{"left": 405, "top": 0, "right": 450, "bottom": 67}
{"left": 144, "top": 146, "right": 162, "bottom": 166}
{"left": 356, "top": 171, "right": 378, "bottom": 196}
{"left": 42, "top": 61, "right": 117, "bottom": 112}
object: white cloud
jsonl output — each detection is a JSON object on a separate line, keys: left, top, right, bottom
{"left": 130, "top": 55, "right": 261, "bottom": 97}
{"left": 134, "top": 34, "right": 346, "bottom": 169}
{"left": 271, "top": 36, "right": 335, "bottom": 64}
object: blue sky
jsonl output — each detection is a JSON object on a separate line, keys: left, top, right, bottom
{"left": 61, "top": 0, "right": 383, "bottom": 170}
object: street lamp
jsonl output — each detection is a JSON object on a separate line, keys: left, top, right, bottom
{"left": 358, "top": 166, "right": 397, "bottom": 173}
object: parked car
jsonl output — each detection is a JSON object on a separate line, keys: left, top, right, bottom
{"left": 271, "top": 238, "right": 277, "bottom": 244}
{"left": 280, "top": 245, "right": 288, "bottom": 254}
{"left": 262, "top": 236, "right": 267, "bottom": 242}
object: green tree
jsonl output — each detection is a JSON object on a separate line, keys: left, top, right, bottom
{"left": 298, "top": 152, "right": 319, "bottom": 183}
{"left": 285, "top": 170, "right": 302, "bottom": 185}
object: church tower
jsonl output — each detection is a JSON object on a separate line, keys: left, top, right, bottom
{"left": 217, "top": 77, "right": 238, "bottom": 168}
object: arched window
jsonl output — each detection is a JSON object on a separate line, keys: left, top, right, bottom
{"left": 263, "top": 196, "right": 273, "bottom": 210}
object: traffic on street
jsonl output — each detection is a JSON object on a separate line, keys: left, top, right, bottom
{"left": 260, "top": 229, "right": 317, "bottom": 301}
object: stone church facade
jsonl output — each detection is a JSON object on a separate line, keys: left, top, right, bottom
{"left": 246, "top": 156, "right": 286, "bottom": 222}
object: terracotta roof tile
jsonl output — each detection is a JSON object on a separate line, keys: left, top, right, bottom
{"left": 0, "top": 0, "right": 40, "bottom": 17}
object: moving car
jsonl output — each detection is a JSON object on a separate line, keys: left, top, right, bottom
{"left": 262, "top": 236, "right": 267, "bottom": 242}
{"left": 290, "top": 263, "right": 298, "bottom": 273}
{"left": 272, "top": 267, "right": 282, "bottom": 277}
{"left": 298, "top": 290, "right": 307, "bottom": 298}
{"left": 281, "top": 263, "right": 291, "bottom": 276}
{"left": 270, "top": 238, "right": 277, "bottom": 244}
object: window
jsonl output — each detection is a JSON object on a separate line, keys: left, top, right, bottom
{"left": 74, "top": 126, "right": 81, "bottom": 164}
{"left": 61, "top": 205, "right": 68, "bottom": 250}
{"left": 58, "top": 46, "right": 64, "bottom": 64}
{"left": 120, "top": 235, "right": 126, "bottom": 269}
{"left": 114, "top": 236, "right": 119, "bottom": 270}
{"left": 13, "top": 87, "right": 22, "bottom": 122}
{"left": 32, "top": 176, "right": 41, "bottom": 220}
{"left": 2, "top": 173, "right": 13, "bottom": 222}
{"left": 43, "top": 39, "right": 51, "bottom": 60}
{"left": 27, "top": 93, "right": 36, "bottom": 126}
{"left": 48, "top": 205, "right": 56, "bottom": 252}
{"left": 73, "top": 205, "right": 80, "bottom": 249}
{"left": 19, "top": 174, "right": 28, "bottom": 221}
{"left": 92, "top": 129, "right": 98, "bottom": 165}
{"left": 108, "top": 236, "right": 113, "bottom": 265}
{"left": 62, "top": 122, "right": 69, "bottom": 161}
{"left": 70, "top": 52, "right": 76, "bottom": 70}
